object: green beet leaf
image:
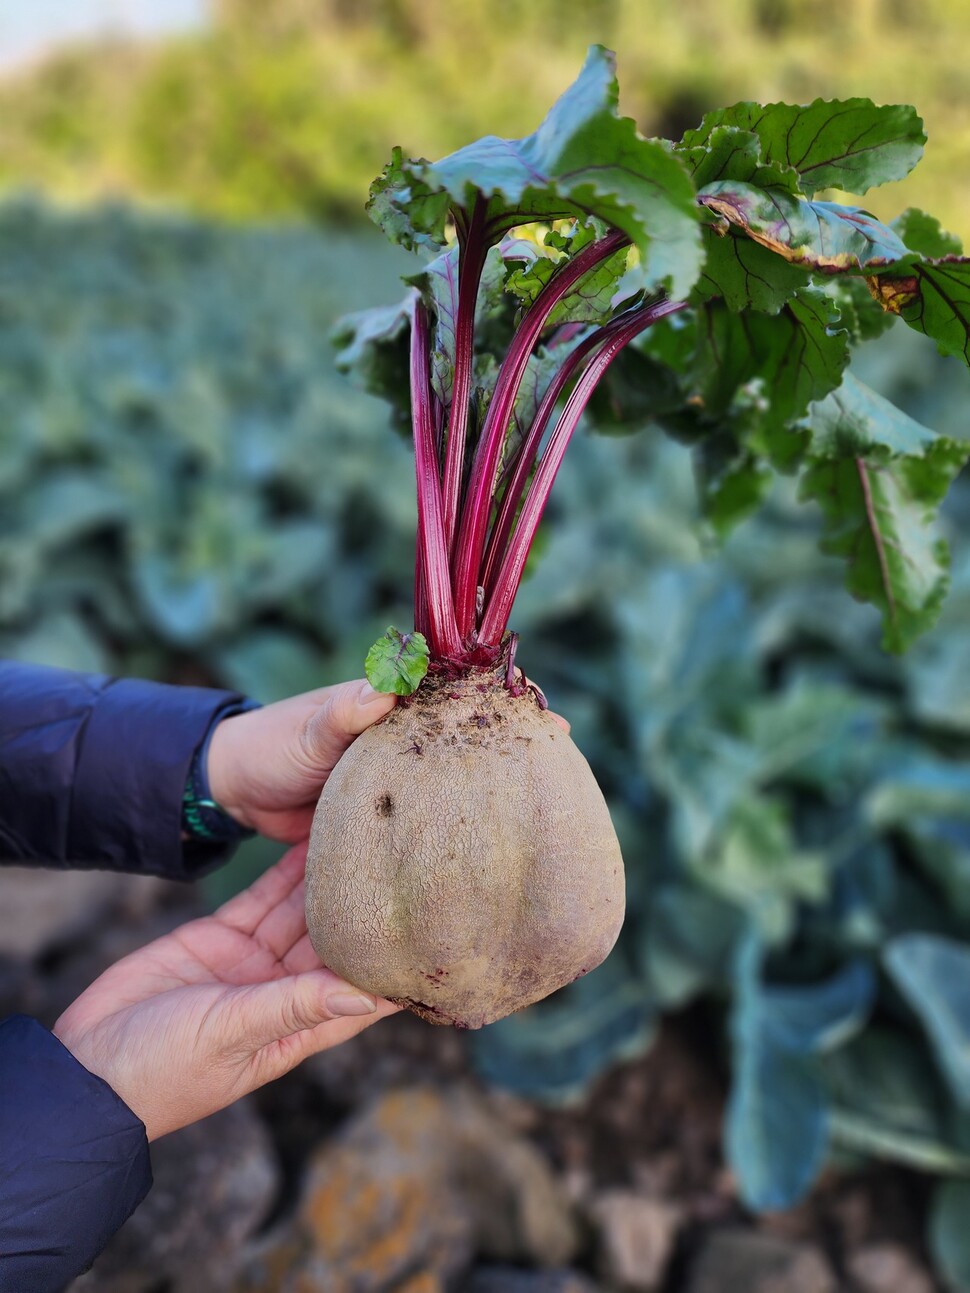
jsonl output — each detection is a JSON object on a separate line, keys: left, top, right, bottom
{"left": 367, "top": 45, "right": 703, "bottom": 298}
{"left": 364, "top": 626, "right": 430, "bottom": 695}
{"left": 693, "top": 224, "right": 809, "bottom": 315}
{"left": 800, "top": 400, "right": 968, "bottom": 651}
{"left": 694, "top": 289, "right": 849, "bottom": 440}
{"left": 683, "top": 99, "right": 925, "bottom": 197}
{"left": 885, "top": 258, "right": 970, "bottom": 365}
{"left": 699, "top": 182, "right": 910, "bottom": 273}
{"left": 678, "top": 124, "right": 802, "bottom": 195}
{"left": 808, "top": 372, "right": 939, "bottom": 458}
{"left": 331, "top": 297, "right": 413, "bottom": 434}
{"left": 502, "top": 224, "right": 632, "bottom": 326}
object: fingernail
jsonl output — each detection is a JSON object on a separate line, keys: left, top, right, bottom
{"left": 358, "top": 681, "right": 391, "bottom": 706}
{"left": 326, "top": 991, "right": 378, "bottom": 1016}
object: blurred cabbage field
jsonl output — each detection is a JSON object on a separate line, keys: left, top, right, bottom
{"left": 7, "top": 199, "right": 970, "bottom": 1277}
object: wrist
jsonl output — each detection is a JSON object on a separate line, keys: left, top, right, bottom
{"left": 183, "top": 703, "right": 261, "bottom": 841}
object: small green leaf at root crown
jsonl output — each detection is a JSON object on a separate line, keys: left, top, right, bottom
{"left": 365, "top": 627, "right": 430, "bottom": 695}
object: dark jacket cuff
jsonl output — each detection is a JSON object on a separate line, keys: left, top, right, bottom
{"left": 0, "top": 1015, "right": 152, "bottom": 1292}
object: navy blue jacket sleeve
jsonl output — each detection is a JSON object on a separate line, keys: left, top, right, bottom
{"left": 0, "top": 661, "right": 253, "bottom": 880}
{"left": 0, "top": 1015, "right": 152, "bottom": 1292}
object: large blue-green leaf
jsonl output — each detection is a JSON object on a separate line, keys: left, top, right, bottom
{"left": 867, "top": 759, "right": 970, "bottom": 922}
{"left": 467, "top": 957, "right": 656, "bottom": 1105}
{"left": 885, "top": 934, "right": 970, "bottom": 1105}
{"left": 728, "top": 1041, "right": 828, "bottom": 1212}
{"left": 697, "top": 794, "right": 829, "bottom": 943}
{"left": 726, "top": 939, "right": 875, "bottom": 1210}
{"left": 825, "top": 1029, "right": 970, "bottom": 1173}
{"left": 368, "top": 46, "right": 703, "bottom": 297}
{"left": 638, "top": 885, "right": 746, "bottom": 1008}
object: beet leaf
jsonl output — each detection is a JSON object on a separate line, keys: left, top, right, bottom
{"left": 332, "top": 46, "right": 970, "bottom": 689}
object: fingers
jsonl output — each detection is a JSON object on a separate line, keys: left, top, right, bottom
{"left": 235, "top": 968, "right": 379, "bottom": 1051}
{"left": 298, "top": 679, "right": 396, "bottom": 776}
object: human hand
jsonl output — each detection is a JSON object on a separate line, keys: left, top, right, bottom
{"left": 206, "top": 678, "right": 397, "bottom": 841}
{"left": 53, "top": 843, "right": 399, "bottom": 1141}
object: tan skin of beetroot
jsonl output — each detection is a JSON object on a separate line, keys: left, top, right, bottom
{"left": 304, "top": 668, "right": 625, "bottom": 1029}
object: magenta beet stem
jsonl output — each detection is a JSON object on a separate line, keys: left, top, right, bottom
{"left": 410, "top": 300, "right": 463, "bottom": 657}
{"left": 478, "top": 297, "right": 688, "bottom": 646}
{"left": 451, "top": 228, "right": 629, "bottom": 643}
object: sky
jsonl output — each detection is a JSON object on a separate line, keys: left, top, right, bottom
{"left": 0, "top": 0, "right": 209, "bottom": 71}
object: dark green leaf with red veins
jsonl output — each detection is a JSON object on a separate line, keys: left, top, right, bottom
{"left": 364, "top": 625, "right": 430, "bottom": 695}
{"left": 884, "top": 258, "right": 970, "bottom": 365}
{"left": 682, "top": 99, "right": 925, "bottom": 197}
{"left": 678, "top": 125, "right": 802, "bottom": 195}
{"left": 331, "top": 296, "right": 414, "bottom": 434}
{"left": 367, "top": 45, "right": 703, "bottom": 297}
{"left": 695, "top": 289, "right": 850, "bottom": 436}
{"left": 698, "top": 182, "right": 910, "bottom": 274}
{"left": 799, "top": 437, "right": 968, "bottom": 653}
{"left": 693, "top": 226, "right": 811, "bottom": 314}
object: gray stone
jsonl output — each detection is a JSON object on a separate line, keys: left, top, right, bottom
{"left": 687, "top": 1230, "right": 837, "bottom": 1293}
{"left": 589, "top": 1190, "right": 682, "bottom": 1291}
{"left": 71, "top": 1098, "right": 279, "bottom": 1292}
{"left": 847, "top": 1243, "right": 935, "bottom": 1293}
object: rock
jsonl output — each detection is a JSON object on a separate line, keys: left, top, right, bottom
{"left": 297, "top": 1085, "right": 579, "bottom": 1292}
{"left": 72, "top": 1099, "right": 279, "bottom": 1292}
{"left": 466, "top": 1268, "right": 603, "bottom": 1293}
{"left": 230, "top": 1222, "right": 311, "bottom": 1293}
{"left": 686, "top": 1230, "right": 837, "bottom": 1293}
{"left": 847, "top": 1243, "right": 935, "bottom": 1293}
{"left": 589, "top": 1190, "right": 682, "bottom": 1291}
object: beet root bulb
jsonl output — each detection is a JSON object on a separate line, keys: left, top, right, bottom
{"left": 305, "top": 672, "right": 625, "bottom": 1029}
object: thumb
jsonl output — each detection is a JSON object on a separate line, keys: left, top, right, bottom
{"left": 237, "top": 970, "right": 378, "bottom": 1053}
{"left": 301, "top": 678, "right": 396, "bottom": 772}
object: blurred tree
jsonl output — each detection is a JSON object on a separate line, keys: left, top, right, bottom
{"left": 0, "top": 0, "right": 969, "bottom": 237}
